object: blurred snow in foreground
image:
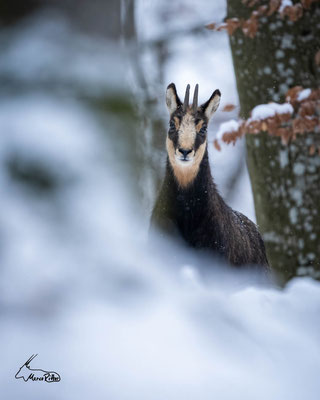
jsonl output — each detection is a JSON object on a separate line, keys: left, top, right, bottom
{"left": 1, "top": 68, "right": 320, "bottom": 400}
{"left": 0, "top": 10, "right": 319, "bottom": 400}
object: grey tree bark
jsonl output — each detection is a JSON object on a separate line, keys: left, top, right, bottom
{"left": 227, "top": 1, "right": 320, "bottom": 283}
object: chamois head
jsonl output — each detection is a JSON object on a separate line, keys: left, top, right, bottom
{"left": 165, "top": 83, "right": 221, "bottom": 188}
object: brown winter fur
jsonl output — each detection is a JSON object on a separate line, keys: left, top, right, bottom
{"left": 151, "top": 83, "right": 269, "bottom": 270}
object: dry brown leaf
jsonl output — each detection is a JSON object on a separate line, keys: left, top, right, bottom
{"left": 277, "top": 127, "right": 292, "bottom": 144}
{"left": 222, "top": 104, "right": 236, "bottom": 112}
{"left": 208, "top": 0, "right": 317, "bottom": 39}
{"left": 299, "top": 101, "right": 316, "bottom": 117}
{"left": 293, "top": 117, "right": 319, "bottom": 134}
{"left": 217, "top": 23, "right": 228, "bottom": 32}
{"left": 242, "top": 0, "right": 260, "bottom": 6}
{"left": 242, "top": 15, "right": 259, "bottom": 38}
{"left": 286, "top": 86, "right": 303, "bottom": 103}
{"left": 257, "top": 5, "right": 268, "bottom": 15}
{"left": 225, "top": 18, "right": 241, "bottom": 35}
{"left": 309, "top": 89, "right": 320, "bottom": 101}
{"left": 268, "top": 0, "right": 281, "bottom": 16}
{"left": 301, "top": 0, "right": 317, "bottom": 9}
{"left": 246, "top": 120, "right": 262, "bottom": 134}
{"left": 266, "top": 118, "right": 280, "bottom": 135}
{"left": 276, "top": 112, "right": 292, "bottom": 124}
{"left": 248, "top": 0, "right": 260, "bottom": 7}
{"left": 309, "top": 144, "right": 316, "bottom": 155}
{"left": 222, "top": 131, "right": 239, "bottom": 144}
{"left": 205, "top": 23, "right": 216, "bottom": 30}
{"left": 213, "top": 139, "right": 221, "bottom": 151}
{"left": 285, "top": 4, "right": 304, "bottom": 22}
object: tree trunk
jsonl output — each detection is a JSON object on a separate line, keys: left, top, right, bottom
{"left": 227, "top": 1, "right": 320, "bottom": 283}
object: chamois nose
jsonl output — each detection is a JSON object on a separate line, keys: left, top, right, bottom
{"left": 178, "top": 148, "right": 192, "bottom": 158}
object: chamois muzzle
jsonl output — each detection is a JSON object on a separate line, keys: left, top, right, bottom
{"left": 178, "top": 148, "right": 193, "bottom": 160}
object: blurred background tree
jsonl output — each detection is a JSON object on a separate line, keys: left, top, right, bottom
{"left": 0, "top": 0, "right": 130, "bottom": 37}
{"left": 223, "top": 0, "right": 320, "bottom": 283}
{"left": 0, "top": 0, "right": 147, "bottom": 209}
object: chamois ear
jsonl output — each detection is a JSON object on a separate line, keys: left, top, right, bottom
{"left": 166, "top": 83, "right": 182, "bottom": 115}
{"left": 201, "top": 89, "right": 221, "bottom": 120}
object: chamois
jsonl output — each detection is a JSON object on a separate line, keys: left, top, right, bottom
{"left": 151, "top": 83, "right": 269, "bottom": 269}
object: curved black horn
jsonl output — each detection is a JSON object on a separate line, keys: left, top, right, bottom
{"left": 192, "top": 84, "right": 199, "bottom": 112}
{"left": 183, "top": 84, "right": 190, "bottom": 111}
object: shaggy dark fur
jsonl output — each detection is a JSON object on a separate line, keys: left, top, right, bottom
{"left": 152, "top": 149, "right": 269, "bottom": 268}
{"left": 151, "top": 85, "right": 269, "bottom": 270}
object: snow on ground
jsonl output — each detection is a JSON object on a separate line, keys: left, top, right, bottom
{"left": 0, "top": 93, "right": 319, "bottom": 399}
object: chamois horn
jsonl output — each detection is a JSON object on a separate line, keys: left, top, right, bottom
{"left": 192, "top": 84, "right": 199, "bottom": 112}
{"left": 183, "top": 84, "right": 190, "bottom": 111}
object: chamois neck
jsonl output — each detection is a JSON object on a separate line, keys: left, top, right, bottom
{"left": 159, "top": 147, "right": 221, "bottom": 242}
{"left": 167, "top": 147, "right": 214, "bottom": 195}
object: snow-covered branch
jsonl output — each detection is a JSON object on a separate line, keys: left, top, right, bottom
{"left": 214, "top": 86, "right": 320, "bottom": 152}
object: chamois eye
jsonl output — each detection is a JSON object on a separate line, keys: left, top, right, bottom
{"left": 169, "top": 121, "right": 175, "bottom": 130}
{"left": 199, "top": 126, "right": 207, "bottom": 135}
{"left": 169, "top": 121, "right": 177, "bottom": 135}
